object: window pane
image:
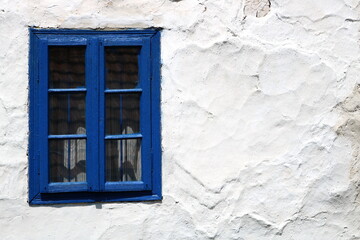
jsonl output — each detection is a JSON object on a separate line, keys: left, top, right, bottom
{"left": 106, "top": 93, "right": 140, "bottom": 135}
{"left": 106, "top": 139, "right": 141, "bottom": 182}
{"left": 105, "top": 46, "right": 140, "bottom": 89}
{"left": 49, "top": 46, "right": 86, "bottom": 89}
{"left": 49, "top": 139, "right": 86, "bottom": 183}
{"left": 49, "top": 93, "right": 86, "bottom": 135}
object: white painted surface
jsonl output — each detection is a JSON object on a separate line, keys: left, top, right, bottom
{"left": 1, "top": 0, "right": 360, "bottom": 239}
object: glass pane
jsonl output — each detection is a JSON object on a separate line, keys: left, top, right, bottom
{"left": 106, "top": 139, "right": 141, "bottom": 182}
{"left": 49, "top": 93, "right": 86, "bottom": 135}
{"left": 49, "top": 46, "right": 86, "bottom": 89}
{"left": 106, "top": 93, "right": 140, "bottom": 135}
{"left": 49, "top": 139, "right": 86, "bottom": 183}
{"left": 105, "top": 46, "right": 140, "bottom": 89}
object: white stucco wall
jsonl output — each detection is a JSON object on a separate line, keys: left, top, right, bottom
{"left": 1, "top": 0, "right": 360, "bottom": 239}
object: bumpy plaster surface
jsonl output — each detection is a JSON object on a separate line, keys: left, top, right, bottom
{"left": 244, "top": 0, "right": 271, "bottom": 17}
{"left": 1, "top": 0, "right": 360, "bottom": 239}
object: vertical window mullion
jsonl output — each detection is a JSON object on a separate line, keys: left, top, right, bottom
{"left": 87, "top": 38, "right": 100, "bottom": 191}
{"left": 99, "top": 40, "right": 106, "bottom": 191}
{"left": 139, "top": 38, "right": 152, "bottom": 189}
{"left": 39, "top": 39, "right": 49, "bottom": 193}
{"left": 119, "top": 94, "right": 123, "bottom": 181}
{"left": 29, "top": 31, "right": 39, "bottom": 200}
{"left": 150, "top": 31, "right": 162, "bottom": 196}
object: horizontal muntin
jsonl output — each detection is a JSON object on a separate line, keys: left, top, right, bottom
{"left": 48, "top": 88, "right": 87, "bottom": 92}
{"left": 105, "top": 133, "right": 142, "bottom": 140}
{"left": 104, "top": 88, "right": 142, "bottom": 94}
{"left": 48, "top": 134, "right": 87, "bottom": 139}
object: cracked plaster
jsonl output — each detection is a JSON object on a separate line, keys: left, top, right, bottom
{"left": 1, "top": 0, "right": 360, "bottom": 239}
{"left": 244, "top": 0, "right": 271, "bottom": 18}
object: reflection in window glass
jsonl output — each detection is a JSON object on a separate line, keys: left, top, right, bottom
{"left": 49, "top": 93, "right": 86, "bottom": 135}
{"left": 49, "top": 46, "right": 86, "bottom": 89}
{"left": 49, "top": 138, "right": 86, "bottom": 183}
{"left": 105, "top": 47, "right": 140, "bottom": 89}
{"left": 106, "top": 93, "right": 140, "bottom": 135}
{"left": 106, "top": 139, "right": 141, "bottom": 182}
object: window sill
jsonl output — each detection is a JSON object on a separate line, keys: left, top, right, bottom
{"left": 29, "top": 191, "right": 162, "bottom": 205}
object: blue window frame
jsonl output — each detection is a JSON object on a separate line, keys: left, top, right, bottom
{"left": 28, "top": 29, "right": 161, "bottom": 204}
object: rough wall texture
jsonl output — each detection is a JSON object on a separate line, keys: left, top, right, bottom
{"left": 1, "top": 0, "right": 360, "bottom": 239}
{"left": 244, "top": 0, "right": 271, "bottom": 18}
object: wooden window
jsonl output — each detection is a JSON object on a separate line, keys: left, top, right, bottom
{"left": 29, "top": 29, "right": 161, "bottom": 204}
